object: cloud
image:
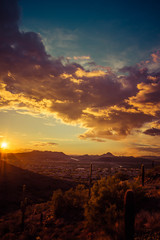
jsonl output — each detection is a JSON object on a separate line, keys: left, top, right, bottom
{"left": 135, "top": 146, "right": 160, "bottom": 154}
{"left": 67, "top": 56, "right": 91, "bottom": 60}
{"left": 128, "top": 142, "right": 160, "bottom": 156}
{"left": 0, "top": 0, "right": 160, "bottom": 143}
{"left": 66, "top": 56, "right": 92, "bottom": 67}
{"left": 143, "top": 128, "right": 160, "bottom": 136}
{"left": 128, "top": 81, "right": 160, "bottom": 116}
{"left": 151, "top": 50, "right": 160, "bottom": 63}
{"left": 79, "top": 108, "right": 153, "bottom": 140}
{"left": 41, "top": 28, "right": 78, "bottom": 56}
{"left": 88, "top": 138, "right": 106, "bottom": 143}
{"left": 44, "top": 122, "right": 56, "bottom": 127}
{"left": 88, "top": 62, "right": 112, "bottom": 71}
{"left": 33, "top": 142, "right": 58, "bottom": 147}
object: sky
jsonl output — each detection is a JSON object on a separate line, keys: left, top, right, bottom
{"left": 0, "top": 0, "right": 160, "bottom": 156}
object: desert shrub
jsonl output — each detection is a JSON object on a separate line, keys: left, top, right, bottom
{"left": 51, "top": 184, "right": 88, "bottom": 220}
{"left": 84, "top": 176, "right": 128, "bottom": 231}
{"left": 135, "top": 210, "right": 160, "bottom": 232}
{"left": 145, "top": 166, "right": 160, "bottom": 181}
{"left": 0, "top": 223, "right": 10, "bottom": 236}
{"left": 114, "top": 171, "right": 129, "bottom": 181}
{"left": 51, "top": 189, "right": 65, "bottom": 219}
{"left": 84, "top": 176, "right": 146, "bottom": 232}
{"left": 2, "top": 233, "right": 16, "bottom": 240}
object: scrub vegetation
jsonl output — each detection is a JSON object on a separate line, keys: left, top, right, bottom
{"left": 0, "top": 167, "right": 160, "bottom": 240}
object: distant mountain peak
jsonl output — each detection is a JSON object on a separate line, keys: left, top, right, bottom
{"left": 101, "top": 152, "right": 114, "bottom": 157}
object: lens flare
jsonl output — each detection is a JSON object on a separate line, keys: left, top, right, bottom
{"left": 1, "top": 142, "right": 8, "bottom": 149}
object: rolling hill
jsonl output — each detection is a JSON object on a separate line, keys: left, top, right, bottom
{"left": 0, "top": 160, "right": 75, "bottom": 216}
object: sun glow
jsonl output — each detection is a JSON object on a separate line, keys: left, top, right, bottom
{"left": 1, "top": 142, "right": 8, "bottom": 149}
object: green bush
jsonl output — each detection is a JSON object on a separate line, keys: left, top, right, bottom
{"left": 84, "top": 176, "right": 146, "bottom": 231}
{"left": 51, "top": 176, "right": 146, "bottom": 233}
{"left": 51, "top": 184, "right": 88, "bottom": 220}
{"left": 84, "top": 177, "right": 127, "bottom": 231}
{"left": 51, "top": 189, "right": 65, "bottom": 219}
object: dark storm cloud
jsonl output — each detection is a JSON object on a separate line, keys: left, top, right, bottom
{"left": 0, "top": 0, "right": 160, "bottom": 141}
{"left": 135, "top": 147, "right": 160, "bottom": 154}
{"left": 143, "top": 128, "right": 160, "bottom": 136}
{"left": 0, "top": 0, "right": 19, "bottom": 30}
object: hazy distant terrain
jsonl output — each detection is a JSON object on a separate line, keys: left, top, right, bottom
{"left": 2, "top": 151, "right": 160, "bottom": 181}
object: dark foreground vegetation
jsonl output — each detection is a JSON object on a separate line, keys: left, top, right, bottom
{"left": 0, "top": 164, "right": 160, "bottom": 240}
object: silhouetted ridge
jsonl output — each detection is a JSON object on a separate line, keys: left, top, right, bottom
{"left": 15, "top": 150, "right": 71, "bottom": 161}
{"left": 0, "top": 160, "right": 75, "bottom": 216}
{"left": 101, "top": 152, "right": 115, "bottom": 157}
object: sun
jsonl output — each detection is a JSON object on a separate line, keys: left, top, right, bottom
{"left": 1, "top": 142, "right": 8, "bottom": 149}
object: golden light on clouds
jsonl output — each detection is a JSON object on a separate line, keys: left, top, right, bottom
{"left": 0, "top": 0, "right": 160, "bottom": 156}
{"left": 75, "top": 68, "right": 107, "bottom": 78}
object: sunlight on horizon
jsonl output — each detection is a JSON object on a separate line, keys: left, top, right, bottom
{"left": 1, "top": 142, "right": 8, "bottom": 150}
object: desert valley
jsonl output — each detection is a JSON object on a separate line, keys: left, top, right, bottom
{"left": 0, "top": 151, "right": 160, "bottom": 239}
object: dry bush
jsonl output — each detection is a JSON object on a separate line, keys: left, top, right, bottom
{"left": 114, "top": 171, "right": 130, "bottom": 181}
{"left": 51, "top": 184, "right": 88, "bottom": 221}
{"left": 2, "top": 233, "right": 16, "bottom": 240}
{"left": 135, "top": 210, "right": 160, "bottom": 232}
{"left": 84, "top": 176, "right": 146, "bottom": 236}
{"left": 84, "top": 176, "right": 128, "bottom": 236}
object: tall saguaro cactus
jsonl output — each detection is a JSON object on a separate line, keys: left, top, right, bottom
{"left": 20, "top": 197, "right": 28, "bottom": 231}
{"left": 124, "top": 189, "right": 135, "bottom": 240}
{"left": 40, "top": 212, "right": 43, "bottom": 227}
{"left": 141, "top": 164, "right": 145, "bottom": 186}
{"left": 22, "top": 184, "right": 26, "bottom": 200}
{"left": 89, "top": 163, "right": 92, "bottom": 198}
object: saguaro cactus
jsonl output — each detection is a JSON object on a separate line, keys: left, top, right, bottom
{"left": 40, "top": 212, "right": 43, "bottom": 227}
{"left": 89, "top": 163, "right": 92, "bottom": 198}
{"left": 141, "top": 164, "right": 145, "bottom": 186}
{"left": 20, "top": 197, "right": 28, "bottom": 231}
{"left": 124, "top": 189, "right": 135, "bottom": 240}
{"left": 22, "top": 184, "right": 26, "bottom": 200}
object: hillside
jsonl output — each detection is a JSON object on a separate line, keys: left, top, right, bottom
{"left": 0, "top": 160, "right": 76, "bottom": 216}
{"left": 0, "top": 167, "right": 159, "bottom": 240}
{"left": 5, "top": 150, "right": 71, "bottom": 167}
{"left": 15, "top": 150, "right": 71, "bottom": 161}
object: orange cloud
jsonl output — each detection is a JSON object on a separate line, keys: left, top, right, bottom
{"left": 73, "top": 56, "right": 91, "bottom": 60}
{"left": 32, "top": 141, "right": 58, "bottom": 147}
{"left": 151, "top": 51, "right": 160, "bottom": 63}
{"left": 75, "top": 68, "right": 107, "bottom": 78}
{"left": 128, "top": 82, "right": 160, "bottom": 115}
